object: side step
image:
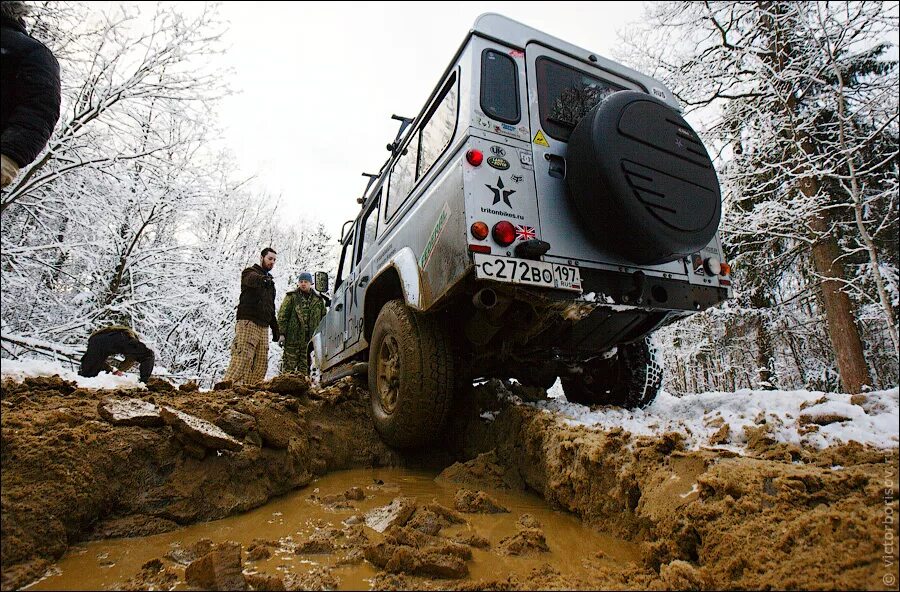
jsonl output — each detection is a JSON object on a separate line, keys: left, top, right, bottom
{"left": 320, "top": 362, "right": 368, "bottom": 386}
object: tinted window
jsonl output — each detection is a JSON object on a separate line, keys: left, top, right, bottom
{"left": 418, "top": 74, "right": 458, "bottom": 179}
{"left": 385, "top": 133, "right": 419, "bottom": 221}
{"left": 481, "top": 49, "right": 520, "bottom": 124}
{"left": 536, "top": 57, "right": 624, "bottom": 142}
{"left": 357, "top": 194, "right": 380, "bottom": 262}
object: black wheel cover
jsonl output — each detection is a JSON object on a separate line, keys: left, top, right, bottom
{"left": 566, "top": 90, "right": 722, "bottom": 265}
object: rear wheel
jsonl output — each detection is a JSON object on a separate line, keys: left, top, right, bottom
{"left": 561, "top": 338, "right": 662, "bottom": 408}
{"left": 368, "top": 299, "right": 454, "bottom": 448}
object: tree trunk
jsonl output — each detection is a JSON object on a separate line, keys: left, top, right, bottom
{"left": 804, "top": 186, "right": 871, "bottom": 393}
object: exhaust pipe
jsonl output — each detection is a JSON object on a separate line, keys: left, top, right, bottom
{"left": 472, "top": 288, "right": 498, "bottom": 310}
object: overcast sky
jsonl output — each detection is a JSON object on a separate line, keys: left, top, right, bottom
{"left": 212, "top": 2, "right": 647, "bottom": 237}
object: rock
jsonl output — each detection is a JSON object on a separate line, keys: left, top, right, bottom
{"left": 498, "top": 528, "right": 549, "bottom": 555}
{"left": 184, "top": 541, "right": 246, "bottom": 591}
{"left": 659, "top": 559, "right": 704, "bottom": 590}
{"left": 365, "top": 496, "right": 418, "bottom": 533}
{"left": 91, "top": 514, "right": 179, "bottom": 539}
{"left": 215, "top": 409, "right": 256, "bottom": 439}
{"left": 263, "top": 374, "right": 311, "bottom": 396}
{"left": 179, "top": 380, "right": 200, "bottom": 392}
{"left": 251, "top": 406, "right": 297, "bottom": 449}
{"left": 407, "top": 508, "right": 443, "bottom": 535}
{"left": 452, "top": 532, "right": 490, "bottom": 549}
{"left": 247, "top": 544, "right": 271, "bottom": 561}
{"left": 97, "top": 397, "right": 163, "bottom": 427}
{"left": 798, "top": 413, "right": 851, "bottom": 427}
{"left": 454, "top": 489, "right": 509, "bottom": 514}
{"left": 145, "top": 377, "right": 175, "bottom": 393}
{"left": 160, "top": 406, "right": 242, "bottom": 452}
{"left": 295, "top": 538, "right": 335, "bottom": 555}
{"left": 141, "top": 558, "right": 163, "bottom": 572}
{"left": 516, "top": 513, "right": 542, "bottom": 530}
{"left": 245, "top": 573, "right": 286, "bottom": 591}
{"left": 425, "top": 502, "right": 466, "bottom": 525}
{"left": 709, "top": 423, "right": 731, "bottom": 445}
{"left": 344, "top": 486, "right": 365, "bottom": 501}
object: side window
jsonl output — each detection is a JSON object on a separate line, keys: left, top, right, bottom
{"left": 357, "top": 192, "right": 380, "bottom": 263}
{"left": 335, "top": 233, "right": 355, "bottom": 290}
{"left": 418, "top": 73, "right": 458, "bottom": 179}
{"left": 480, "top": 49, "right": 520, "bottom": 124}
{"left": 385, "top": 70, "right": 459, "bottom": 223}
{"left": 385, "top": 133, "right": 419, "bottom": 221}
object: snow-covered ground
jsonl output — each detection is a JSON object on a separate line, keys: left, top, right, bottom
{"left": 1, "top": 357, "right": 145, "bottom": 390}
{"left": 539, "top": 379, "right": 899, "bottom": 451}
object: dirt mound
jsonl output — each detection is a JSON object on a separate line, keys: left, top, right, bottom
{"left": 0, "top": 375, "right": 397, "bottom": 590}
{"left": 441, "top": 382, "right": 899, "bottom": 590}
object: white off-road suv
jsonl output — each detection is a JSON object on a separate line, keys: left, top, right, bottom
{"left": 312, "top": 13, "right": 732, "bottom": 448}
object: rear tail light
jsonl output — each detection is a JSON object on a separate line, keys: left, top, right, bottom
{"left": 470, "top": 221, "right": 489, "bottom": 240}
{"left": 720, "top": 262, "right": 732, "bottom": 276}
{"left": 466, "top": 149, "right": 483, "bottom": 167}
{"left": 468, "top": 244, "right": 491, "bottom": 254}
{"left": 492, "top": 221, "right": 516, "bottom": 247}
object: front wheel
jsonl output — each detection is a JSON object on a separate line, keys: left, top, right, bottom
{"left": 368, "top": 300, "right": 454, "bottom": 448}
{"left": 561, "top": 338, "right": 663, "bottom": 408}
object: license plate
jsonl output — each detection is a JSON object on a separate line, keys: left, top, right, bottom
{"left": 474, "top": 254, "right": 582, "bottom": 292}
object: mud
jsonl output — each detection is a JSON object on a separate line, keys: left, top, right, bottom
{"left": 1, "top": 375, "right": 397, "bottom": 590}
{"left": 2, "top": 375, "right": 898, "bottom": 590}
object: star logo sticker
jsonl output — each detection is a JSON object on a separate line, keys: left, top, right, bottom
{"left": 486, "top": 177, "right": 516, "bottom": 208}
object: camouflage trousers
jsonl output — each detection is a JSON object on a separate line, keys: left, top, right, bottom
{"left": 281, "top": 341, "right": 310, "bottom": 376}
{"left": 223, "top": 320, "right": 269, "bottom": 385}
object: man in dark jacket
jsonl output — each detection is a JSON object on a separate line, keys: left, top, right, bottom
{"left": 1, "top": 1, "right": 61, "bottom": 188}
{"left": 79, "top": 326, "right": 155, "bottom": 383}
{"left": 222, "top": 247, "right": 280, "bottom": 385}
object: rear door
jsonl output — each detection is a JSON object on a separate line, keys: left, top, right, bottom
{"left": 324, "top": 229, "right": 354, "bottom": 366}
{"left": 524, "top": 43, "right": 684, "bottom": 275}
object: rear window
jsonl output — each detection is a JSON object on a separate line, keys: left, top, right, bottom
{"left": 481, "top": 49, "right": 520, "bottom": 124}
{"left": 536, "top": 57, "right": 624, "bottom": 142}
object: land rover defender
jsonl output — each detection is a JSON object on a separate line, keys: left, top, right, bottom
{"left": 312, "top": 13, "right": 732, "bottom": 448}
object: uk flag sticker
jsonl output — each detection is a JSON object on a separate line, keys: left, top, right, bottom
{"left": 515, "top": 225, "right": 536, "bottom": 241}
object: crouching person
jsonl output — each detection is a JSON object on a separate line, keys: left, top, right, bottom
{"left": 79, "top": 326, "right": 155, "bottom": 383}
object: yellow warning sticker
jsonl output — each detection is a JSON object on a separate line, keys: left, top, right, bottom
{"left": 533, "top": 130, "right": 550, "bottom": 147}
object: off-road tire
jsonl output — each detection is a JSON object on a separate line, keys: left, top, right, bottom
{"left": 368, "top": 299, "right": 454, "bottom": 448}
{"left": 561, "top": 338, "right": 662, "bottom": 408}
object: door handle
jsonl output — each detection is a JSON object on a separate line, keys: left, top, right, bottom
{"left": 335, "top": 303, "right": 344, "bottom": 311}
{"left": 358, "top": 275, "right": 370, "bottom": 287}
{"left": 546, "top": 154, "right": 566, "bottom": 179}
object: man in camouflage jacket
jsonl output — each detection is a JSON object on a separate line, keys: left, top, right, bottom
{"left": 278, "top": 272, "right": 326, "bottom": 376}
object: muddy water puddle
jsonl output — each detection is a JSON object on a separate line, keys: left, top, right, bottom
{"left": 26, "top": 467, "right": 638, "bottom": 590}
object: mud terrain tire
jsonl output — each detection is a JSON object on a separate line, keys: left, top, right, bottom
{"left": 566, "top": 90, "right": 721, "bottom": 265}
{"left": 368, "top": 299, "right": 454, "bottom": 448}
{"left": 561, "top": 338, "right": 662, "bottom": 408}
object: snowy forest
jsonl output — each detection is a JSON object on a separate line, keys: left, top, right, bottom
{"left": 0, "top": 2, "right": 336, "bottom": 384}
{"left": 1, "top": 1, "right": 897, "bottom": 393}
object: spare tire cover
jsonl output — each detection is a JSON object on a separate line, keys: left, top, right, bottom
{"left": 566, "top": 90, "right": 721, "bottom": 265}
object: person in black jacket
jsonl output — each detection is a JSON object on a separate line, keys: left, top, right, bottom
{"left": 222, "top": 247, "right": 280, "bottom": 385}
{"left": 79, "top": 326, "right": 155, "bottom": 383}
{"left": 1, "top": 1, "right": 62, "bottom": 188}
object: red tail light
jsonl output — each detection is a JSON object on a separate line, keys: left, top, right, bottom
{"left": 468, "top": 244, "right": 491, "bottom": 254}
{"left": 492, "top": 221, "right": 516, "bottom": 247}
{"left": 466, "top": 149, "right": 483, "bottom": 166}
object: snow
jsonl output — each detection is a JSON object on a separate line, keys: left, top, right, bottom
{"left": 1, "top": 357, "right": 143, "bottom": 390}
{"left": 537, "top": 381, "right": 899, "bottom": 450}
